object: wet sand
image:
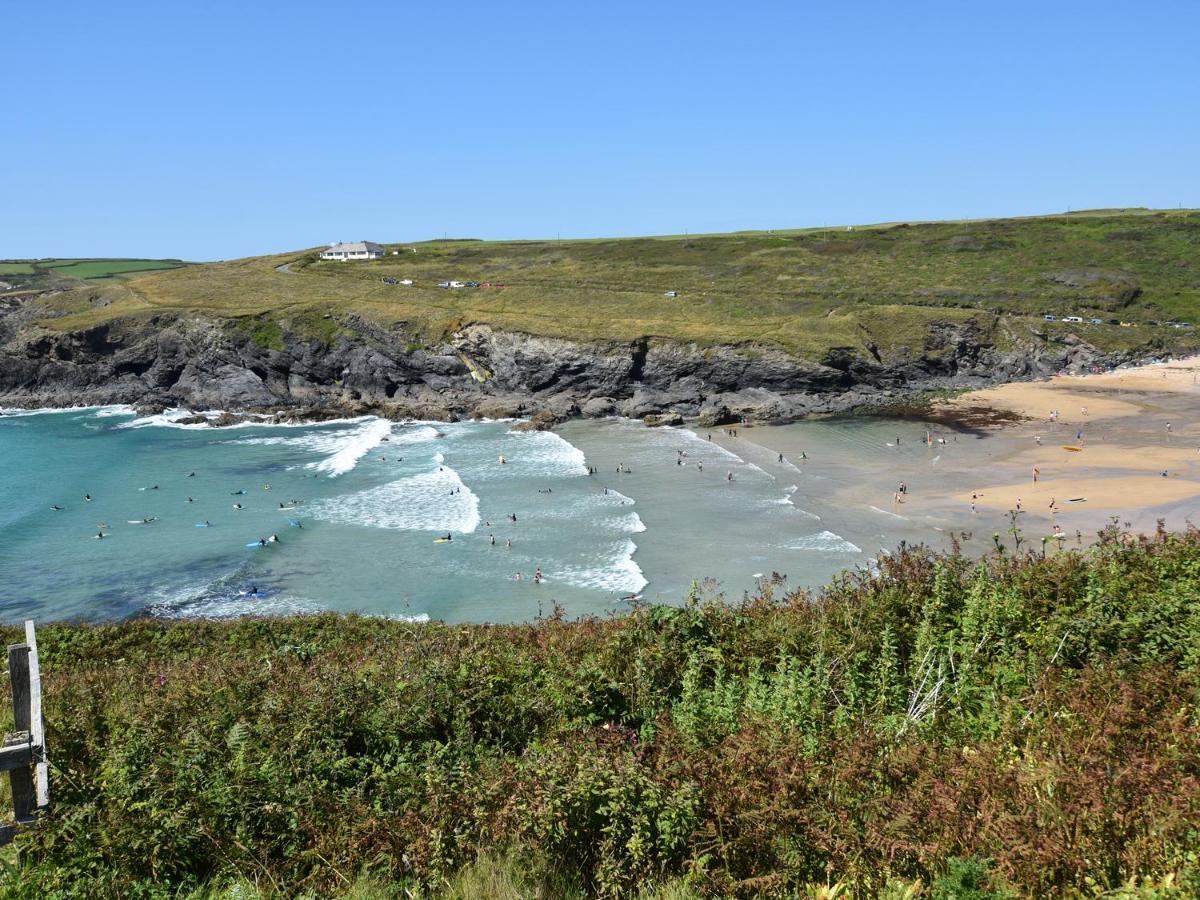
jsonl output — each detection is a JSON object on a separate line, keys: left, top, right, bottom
{"left": 728, "top": 357, "right": 1200, "bottom": 551}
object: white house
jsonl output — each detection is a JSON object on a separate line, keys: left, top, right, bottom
{"left": 320, "top": 241, "right": 385, "bottom": 261}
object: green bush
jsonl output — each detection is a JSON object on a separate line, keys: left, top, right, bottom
{"left": 4, "top": 526, "right": 1200, "bottom": 897}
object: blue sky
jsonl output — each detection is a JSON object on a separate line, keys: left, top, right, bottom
{"left": 5, "top": 0, "right": 1197, "bottom": 260}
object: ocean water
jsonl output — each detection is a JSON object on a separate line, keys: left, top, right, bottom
{"left": 0, "top": 407, "right": 970, "bottom": 624}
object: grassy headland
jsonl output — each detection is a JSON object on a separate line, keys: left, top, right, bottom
{"left": 3, "top": 525, "right": 1200, "bottom": 897}
{"left": 33, "top": 208, "right": 1200, "bottom": 362}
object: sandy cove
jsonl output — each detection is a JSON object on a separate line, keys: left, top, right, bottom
{"left": 725, "top": 357, "right": 1200, "bottom": 550}
{"left": 940, "top": 358, "right": 1200, "bottom": 515}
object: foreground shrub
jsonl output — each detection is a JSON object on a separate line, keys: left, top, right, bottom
{"left": 3, "top": 526, "right": 1200, "bottom": 896}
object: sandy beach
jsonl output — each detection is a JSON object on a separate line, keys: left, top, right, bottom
{"left": 728, "top": 357, "right": 1200, "bottom": 549}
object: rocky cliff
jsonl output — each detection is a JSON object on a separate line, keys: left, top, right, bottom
{"left": 0, "top": 302, "right": 1147, "bottom": 424}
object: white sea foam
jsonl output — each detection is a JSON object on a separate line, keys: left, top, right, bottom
{"left": 90, "top": 405, "right": 136, "bottom": 418}
{"left": 621, "top": 512, "right": 647, "bottom": 534}
{"left": 308, "top": 463, "right": 481, "bottom": 533}
{"left": 2, "top": 404, "right": 117, "bottom": 417}
{"left": 869, "top": 505, "right": 909, "bottom": 521}
{"left": 552, "top": 539, "right": 648, "bottom": 593}
{"left": 503, "top": 430, "right": 589, "bottom": 477}
{"left": 309, "top": 419, "right": 393, "bottom": 476}
{"left": 787, "top": 530, "right": 861, "bottom": 554}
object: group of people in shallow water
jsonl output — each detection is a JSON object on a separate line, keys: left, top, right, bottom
{"left": 62, "top": 473, "right": 306, "bottom": 546}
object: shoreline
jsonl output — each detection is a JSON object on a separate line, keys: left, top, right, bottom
{"left": 732, "top": 355, "right": 1200, "bottom": 543}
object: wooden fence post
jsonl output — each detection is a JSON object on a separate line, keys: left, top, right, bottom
{"left": 25, "top": 621, "right": 48, "bottom": 808}
{"left": 0, "top": 621, "right": 48, "bottom": 844}
{"left": 6, "top": 644, "right": 34, "bottom": 822}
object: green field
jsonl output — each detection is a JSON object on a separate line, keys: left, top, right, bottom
{"left": 30, "top": 208, "right": 1200, "bottom": 360}
{"left": 39, "top": 258, "right": 190, "bottom": 279}
{"left": 0, "top": 257, "right": 190, "bottom": 294}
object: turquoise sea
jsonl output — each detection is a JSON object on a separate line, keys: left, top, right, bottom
{"left": 0, "top": 406, "right": 983, "bottom": 623}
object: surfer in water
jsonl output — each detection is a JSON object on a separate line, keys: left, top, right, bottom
{"left": 84, "top": 493, "right": 92, "bottom": 502}
{"left": 268, "top": 534, "right": 279, "bottom": 543}
{"left": 443, "top": 533, "right": 453, "bottom": 542}
{"left": 95, "top": 531, "right": 104, "bottom": 539}
{"left": 50, "top": 504, "right": 64, "bottom": 511}
{"left": 233, "top": 503, "right": 243, "bottom": 510}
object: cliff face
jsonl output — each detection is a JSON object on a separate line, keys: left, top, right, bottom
{"left": 0, "top": 305, "right": 1135, "bottom": 423}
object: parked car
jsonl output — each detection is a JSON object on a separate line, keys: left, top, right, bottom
{"left": 664, "top": 290, "right": 679, "bottom": 298}
{"left": 437, "top": 280, "right": 450, "bottom": 288}
{"left": 1043, "top": 314, "right": 1058, "bottom": 321}
{"left": 1088, "top": 318, "right": 1104, "bottom": 325}
{"left": 464, "top": 281, "right": 480, "bottom": 288}
{"left": 1063, "top": 316, "right": 1083, "bottom": 323}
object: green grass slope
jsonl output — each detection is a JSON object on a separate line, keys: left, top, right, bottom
{"left": 33, "top": 208, "right": 1200, "bottom": 361}
{"left": 3, "top": 526, "right": 1200, "bottom": 897}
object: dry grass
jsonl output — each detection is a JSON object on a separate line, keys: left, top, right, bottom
{"left": 37, "top": 208, "right": 1200, "bottom": 360}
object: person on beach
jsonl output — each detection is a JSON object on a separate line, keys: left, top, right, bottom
{"left": 1016, "top": 498, "right": 1022, "bottom": 511}
{"left": 1033, "top": 467, "right": 1040, "bottom": 483}
{"left": 894, "top": 491, "right": 903, "bottom": 504}
{"left": 1167, "top": 423, "right": 1172, "bottom": 433}
{"left": 970, "top": 498, "right": 976, "bottom": 514}
{"left": 726, "top": 471, "right": 734, "bottom": 483}
{"left": 697, "top": 463, "right": 703, "bottom": 472}
{"left": 778, "top": 452, "right": 784, "bottom": 463}
{"left": 1035, "top": 435, "right": 1042, "bottom": 445}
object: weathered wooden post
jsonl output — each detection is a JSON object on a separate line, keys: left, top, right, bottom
{"left": 0, "top": 620, "right": 48, "bottom": 844}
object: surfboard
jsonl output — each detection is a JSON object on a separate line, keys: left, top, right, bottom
{"left": 1062, "top": 446, "right": 1083, "bottom": 451}
{"left": 433, "top": 538, "right": 452, "bottom": 544}
{"left": 277, "top": 505, "right": 297, "bottom": 510}
{"left": 194, "top": 523, "right": 211, "bottom": 528}
{"left": 246, "top": 542, "right": 265, "bottom": 548}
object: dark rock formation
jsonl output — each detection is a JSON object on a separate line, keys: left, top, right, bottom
{"left": 0, "top": 303, "right": 1164, "bottom": 426}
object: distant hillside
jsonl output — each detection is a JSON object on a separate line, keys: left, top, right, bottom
{"left": 0, "top": 258, "right": 190, "bottom": 296}
{"left": 35, "top": 208, "right": 1200, "bottom": 360}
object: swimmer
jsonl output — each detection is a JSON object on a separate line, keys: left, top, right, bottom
{"left": 84, "top": 493, "right": 92, "bottom": 502}
{"left": 490, "top": 534, "right": 496, "bottom": 546}
{"left": 506, "top": 538, "right": 512, "bottom": 549}
{"left": 231, "top": 490, "right": 246, "bottom": 496}
{"left": 268, "top": 534, "right": 279, "bottom": 543}
{"left": 187, "top": 497, "right": 194, "bottom": 503}
{"left": 95, "top": 531, "right": 104, "bottom": 540}
{"left": 187, "top": 472, "right": 195, "bottom": 478}
{"left": 50, "top": 504, "right": 64, "bottom": 511}
{"left": 233, "top": 503, "right": 243, "bottom": 510}
{"left": 258, "top": 538, "right": 267, "bottom": 547}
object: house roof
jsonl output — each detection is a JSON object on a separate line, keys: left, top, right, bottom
{"left": 323, "top": 241, "right": 384, "bottom": 254}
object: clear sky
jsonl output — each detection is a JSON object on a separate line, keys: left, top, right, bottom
{"left": 6, "top": 0, "right": 1198, "bottom": 260}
